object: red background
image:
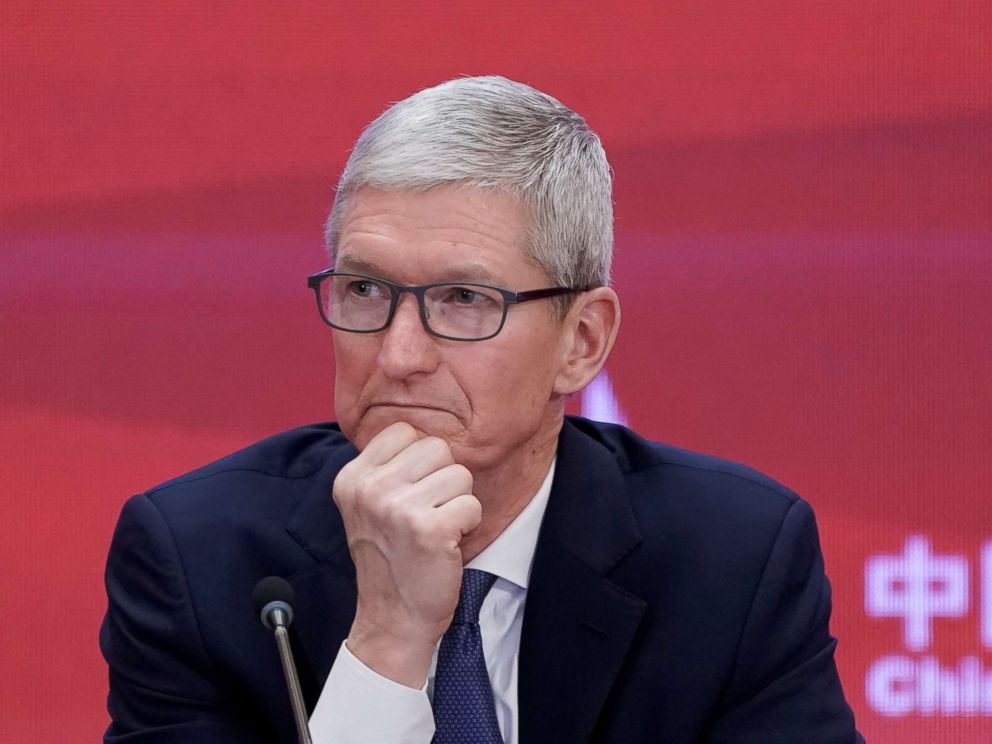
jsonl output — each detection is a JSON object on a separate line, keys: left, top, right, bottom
{"left": 1, "top": 2, "right": 990, "bottom": 741}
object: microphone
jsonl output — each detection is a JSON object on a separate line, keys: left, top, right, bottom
{"left": 255, "top": 576, "right": 296, "bottom": 629}
{"left": 253, "top": 577, "right": 313, "bottom": 744}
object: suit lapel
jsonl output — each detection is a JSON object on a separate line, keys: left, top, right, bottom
{"left": 519, "top": 419, "right": 646, "bottom": 743}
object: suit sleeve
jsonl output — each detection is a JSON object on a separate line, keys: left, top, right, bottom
{"left": 703, "top": 498, "right": 864, "bottom": 744}
{"left": 100, "top": 492, "right": 262, "bottom": 743}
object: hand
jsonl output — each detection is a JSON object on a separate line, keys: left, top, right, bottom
{"left": 332, "top": 422, "right": 483, "bottom": 687}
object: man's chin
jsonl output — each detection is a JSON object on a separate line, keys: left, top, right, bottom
{"left": 354, "top": 405, "right": 462, "bottom": 445}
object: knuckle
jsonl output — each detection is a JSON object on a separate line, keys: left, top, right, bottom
{"left": 404, "top": 509, "right": 428, "bottom": 535}
{"left": 377, "top": 490, "right": 420, "bottom": 529}
{"left": 377, "top": 493, "right": 405, "bottom": 523}
{"left": 351, "top": 480, "right": 375, "bottom": 505}
{"left": 334, "top": 461, "right": 355, "bottom": 486}
{"left": 332, "top": 474, "right": 354, "bottom": 506}
{"left": 448, "top": 463, "right": 473, "bottom": 491}
{"left": 411, "top": 517, "right": 441, "bottom": 550}
{"left": 357, "top": 469, "right": 397, "bottom": 502}
{"left": 463, "top": 494, "right": 483, "bottom": 522}
{"left": 422, "top": 436, "right": 454, "bottom": 463}
{"left": 394, "top": 509, "right": 433, "bottom": 549}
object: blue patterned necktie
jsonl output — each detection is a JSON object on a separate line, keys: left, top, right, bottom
{"left": 431, "top": 568, "right": 503, "bottom": 744}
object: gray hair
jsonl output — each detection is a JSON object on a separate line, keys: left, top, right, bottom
{"left": 324, "top": 76, "right": 613, "bottom": 313}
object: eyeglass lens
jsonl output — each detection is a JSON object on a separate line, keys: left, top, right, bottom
{"left": 319, "top": 273, "right": 507, "bottom": 340}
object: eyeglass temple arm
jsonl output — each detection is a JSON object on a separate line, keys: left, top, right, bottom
{"left": 512, "top": 286, "right": 592, "bottom": 303}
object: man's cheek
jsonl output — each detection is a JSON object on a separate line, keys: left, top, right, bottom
{"left": 333, "top": 390, "right": 364, "bottom": 446}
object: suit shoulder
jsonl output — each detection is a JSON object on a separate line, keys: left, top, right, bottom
{"left": 107, "top": 423, "right": 354, "bottom": 568}
{"left": 132, "top": 422, "right": 352, "bottom": 519}
{"left": 148, "top": 423, "right": 347, "bottom": 490}
{"left": 565, "top": 416, "right": 800, "bottom": 510}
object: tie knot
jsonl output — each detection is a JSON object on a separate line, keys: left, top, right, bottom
{"left": 452, "top": 569, "right": 497, "bottom": 625}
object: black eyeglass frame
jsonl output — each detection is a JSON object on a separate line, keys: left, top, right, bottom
{"left": 306, "top": 268, "right": 590, "bottom": 342}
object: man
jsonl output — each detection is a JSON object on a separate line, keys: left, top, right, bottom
{"left": 102, "top": 76, "right": 863, "bottom": 742}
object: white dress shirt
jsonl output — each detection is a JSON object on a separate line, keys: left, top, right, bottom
{"left": 309, "top": 460, "right": 556, "bottom": 744}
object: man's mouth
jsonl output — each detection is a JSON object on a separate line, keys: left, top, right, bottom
{"left": 367, "top": 402, "right": 450, "bottom": 413}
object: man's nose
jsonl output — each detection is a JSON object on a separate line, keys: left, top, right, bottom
{"left": 376, "top": 293, "right": 440, "bottom": 378}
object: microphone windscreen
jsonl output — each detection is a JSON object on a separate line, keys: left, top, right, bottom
{"left": 253, "top": 576, "right": 296, "bottom": 616}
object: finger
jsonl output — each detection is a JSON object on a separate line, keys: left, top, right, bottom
{"left": 359, "top": 422, "right": 421, "bottom": 466}
{"left": 382, "top": 436, "right": 456, "bottom": 484}
{"left": 435, "top": 493, "right": 484, "bottom": 536}
{"left": 406, "top": 463, "right": 473, "bottom": 508}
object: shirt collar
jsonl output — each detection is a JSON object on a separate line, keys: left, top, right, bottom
{"left": 465, "top": 458, "right": 556, "bottom": 591}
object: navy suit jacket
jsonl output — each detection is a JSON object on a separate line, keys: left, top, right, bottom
{"left": 102, "top": 417, "right": 862, "bottom": 742}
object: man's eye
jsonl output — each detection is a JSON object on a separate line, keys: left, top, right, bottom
{"left": 436, "top": 286, "right": 498, "bottom": 307}
{"left": 347, "top": 280, "right": 380, "bottom": 297}
{"left": 452, "top": 287, "right": 485, "bottom": 304}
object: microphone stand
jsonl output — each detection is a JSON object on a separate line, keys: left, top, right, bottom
{"left": 271, "top": 623, "right": 313, "bottom": 744}
{"left": 255, "top": 578, "right": 313, "bottom": 744}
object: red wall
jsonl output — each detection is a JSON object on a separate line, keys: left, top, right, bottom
{"left": 2, "top": 3, "right": 990, "bottom": 741}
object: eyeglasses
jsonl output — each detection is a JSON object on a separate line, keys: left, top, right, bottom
{"left": 307, "top": 269, "right": 588, "bottom": 341}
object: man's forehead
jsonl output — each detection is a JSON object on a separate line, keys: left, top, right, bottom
{"left": 338, "top": 184, "right": 530, "bottom": 233}
{"left": 333, "top": 185, "right": 541, "bottom": 283}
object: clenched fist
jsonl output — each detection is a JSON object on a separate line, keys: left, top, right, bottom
{"left": 333, "top": 421, "right": 483, "bottom": 687}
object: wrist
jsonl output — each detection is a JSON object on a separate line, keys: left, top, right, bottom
{"left": 346, "top": 617, "right": 440, "bottom": 688}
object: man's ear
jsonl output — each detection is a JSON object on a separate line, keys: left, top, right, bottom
{"left": 553, "top": 287, "right": 621, "bottom": 397}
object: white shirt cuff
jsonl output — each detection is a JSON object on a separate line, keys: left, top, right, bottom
{"left": 309, "top": 640, "right": 436, "bottom": 744}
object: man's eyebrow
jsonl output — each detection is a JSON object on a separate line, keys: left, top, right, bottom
{"left": 438, "top": 265, "right": 502, "bottom": 284}
{"left": 334, "top": 256, "right": 381, "bottom": 275}
{"left": 334, "top": 256, "right": 503, "bottom": 285}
